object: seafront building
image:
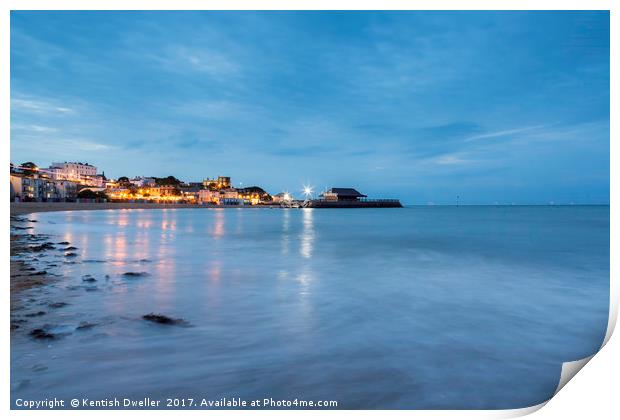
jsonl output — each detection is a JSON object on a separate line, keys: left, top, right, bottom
{"left": 304, "top": 187, "right": 402, "bottom": 208}
{"left": 128, "top": 176, "right": 156, "bottom": 188}
{"left": 203, "top": 176, "right": 231, "bottom": 190}
{"left": 48, "top": 162, "right": 106, "bottom": 188}
{"left": 10, "top": 172, "right": 78, "bottom": 202}
{"left": 320, "top": 188, "right": 367, "bottom": 201}
{"left": 236, "top": 186, "right": 272, "bottom": 205}
{"left": 197, "top": 189, "right": 220, "bottom": 204}
{"left": 10, "top": 161, "right": 101, "bottom": 202}
{"left": 197, "top": 187, "right": 248, "bottom": 205}
{"left": 272, "top": 192, "right": 293, "bottom": 204}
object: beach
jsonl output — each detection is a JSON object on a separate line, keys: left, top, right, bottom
{"left": 10, "top": 202, "right": 206, "bottom": 216}
{"left": 10, "top": 214, "right": 66, "bottom": 314}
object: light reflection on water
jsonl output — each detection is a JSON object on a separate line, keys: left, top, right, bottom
{"left": 212, "top": 209, "right": 225, "bottom": 238}
{"left": 300, "top": 208, "right": 314, "bottom": 259}
{"left": 282, "top": 209, "right": 290, "bottom": 256}
{"left": 10, "top": 206, "right": 609, "bottom": 409}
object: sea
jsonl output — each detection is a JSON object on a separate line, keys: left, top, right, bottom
{"left": 10, "top": 206, "right": 610, "bottom": 409}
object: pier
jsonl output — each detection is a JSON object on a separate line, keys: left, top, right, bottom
{"left": 301, "top": 188, "right": 402, "bottom": 208}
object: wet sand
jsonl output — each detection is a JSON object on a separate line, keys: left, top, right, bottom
{"left": 10, "top": 218, "right": 57, "bottom": 313}
{"left": 10, "top": 202, "right": 205, "bottom": 216}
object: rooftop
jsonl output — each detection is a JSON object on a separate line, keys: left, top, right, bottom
{"left": 325, "top": 188, "right": 367, "bottom": 198}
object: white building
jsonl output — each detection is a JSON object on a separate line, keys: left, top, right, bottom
{"left": 198, "top": 189, "right": 221, "bottom": 204}
{"left": 272, "top": 192, "right": 293, "bottom": 203}
{"left": 49, "top": 162, "right": 104, "bottom": 187}
{"left": 222, "top": 188, "right": 239, "bottom": 199}
{"left": 129, "top": 176, "right": 156, "bottom": 187}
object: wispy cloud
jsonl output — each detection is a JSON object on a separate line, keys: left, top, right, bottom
{"left": 11, "top": 92, "right": 112, "bottom": 156}
{"left": 431, "top": 153, "right": 473, "bottom": 166}
{"left": 465, "top": 125, "right": 548, "bottom": 141}
{"left": 55, "top": 139, "right": 111, "bottom": 151}
{"left": 404, "top": 121, "right": 483, "bottom": 159}
{"left": 11, "top": 96, "right": 74, "bottom": 114}
{"left": 171, "top": 100, "right": 256, "bottom": 120}
{"left": 269, "top": 145, "right": 337, "bottom": 157}
{"left": 156, "top": 45, "right": 240, "bottom": 78}
{"left": 11, "top": 123, "right": 58, "bottom": 133}
{"left": 12, "top": 136, "right": 111, "bottom": 152}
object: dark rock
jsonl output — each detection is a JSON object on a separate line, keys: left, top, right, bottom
{"left": 32, "top": 271, "right": 47, "bottom": 276}
{"left": 123, "top": 271, "right": 149, "bottom": 277}
{"left": 14, "top": 379, "right": 31, "bottom": 391}
{"left": 63, "top": 246, "right": 78, "bottom": 251}
{"left": 24, "top": 311, "right": 46, "bottom": 317}
{"left": 76, "top": 322, "right": 98, "bottom": 330}
{"left": 29, "top": 243, "right": 55, "bottom": 252}
{"left": 142, "top": 313, "right": 189, "bottom": 326}
{"left": 29, "top": 328, "right": 55, "bottom": 340}
{"left": 11, "top": 324, "right": 20, "bottom": 331}
{"left": 82, "top": 275, "right": 97, "bottom": 283}
{"left": 48, "top": 302, "right": 68, "bottom": 309}
{"left": 65, "top": 252, "right": 78, "bottom": 258}
{"left": 57, "top": 241, "right": 70, "bottom": 245}
{"left": 28, "top": 220, "right": 38, "bottom": 223}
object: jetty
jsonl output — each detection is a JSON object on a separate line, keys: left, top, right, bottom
{"left": 302, "top": 188, "right": 402, "bottom": 208}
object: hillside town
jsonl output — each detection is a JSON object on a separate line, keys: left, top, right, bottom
{"left": 10, "top": 161, "right": 402, "bottom": 208}
{"left": 9, "top": 161, "right": 287, "bottom": 206}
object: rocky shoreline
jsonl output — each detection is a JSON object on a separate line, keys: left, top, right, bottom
{"left": 9, "top": 203, "right": 200, "bottom": 322}
{"left": 10, "top": 212, "right": 190, "bottom": 338}
{"left": 10, "top": 216, "right": 58, "bottom": 313}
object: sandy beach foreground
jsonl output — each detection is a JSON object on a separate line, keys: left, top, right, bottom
{"left": 10, "top": 202, "right": 206, "bottom": 216}
{"left": 10, "top": 215, "right": 62, "bottom": 313}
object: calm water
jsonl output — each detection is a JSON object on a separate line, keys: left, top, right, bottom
{"left": 11, "top": 206, "right": 609, "bottom": 409}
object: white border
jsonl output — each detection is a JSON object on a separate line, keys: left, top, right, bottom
{"left": 3, "top": 1, "right": 617, "bottom": 419}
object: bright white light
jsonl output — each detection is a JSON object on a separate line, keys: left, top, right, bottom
{"left": 283, "top": 192, "right": 291, "bottom": 201}
{"left": 302, "top": 186, "right": 313, "bottom": 198}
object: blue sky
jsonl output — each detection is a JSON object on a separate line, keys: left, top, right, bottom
{"left": 11, "top": 11, "right": 609, "bottom": 204}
